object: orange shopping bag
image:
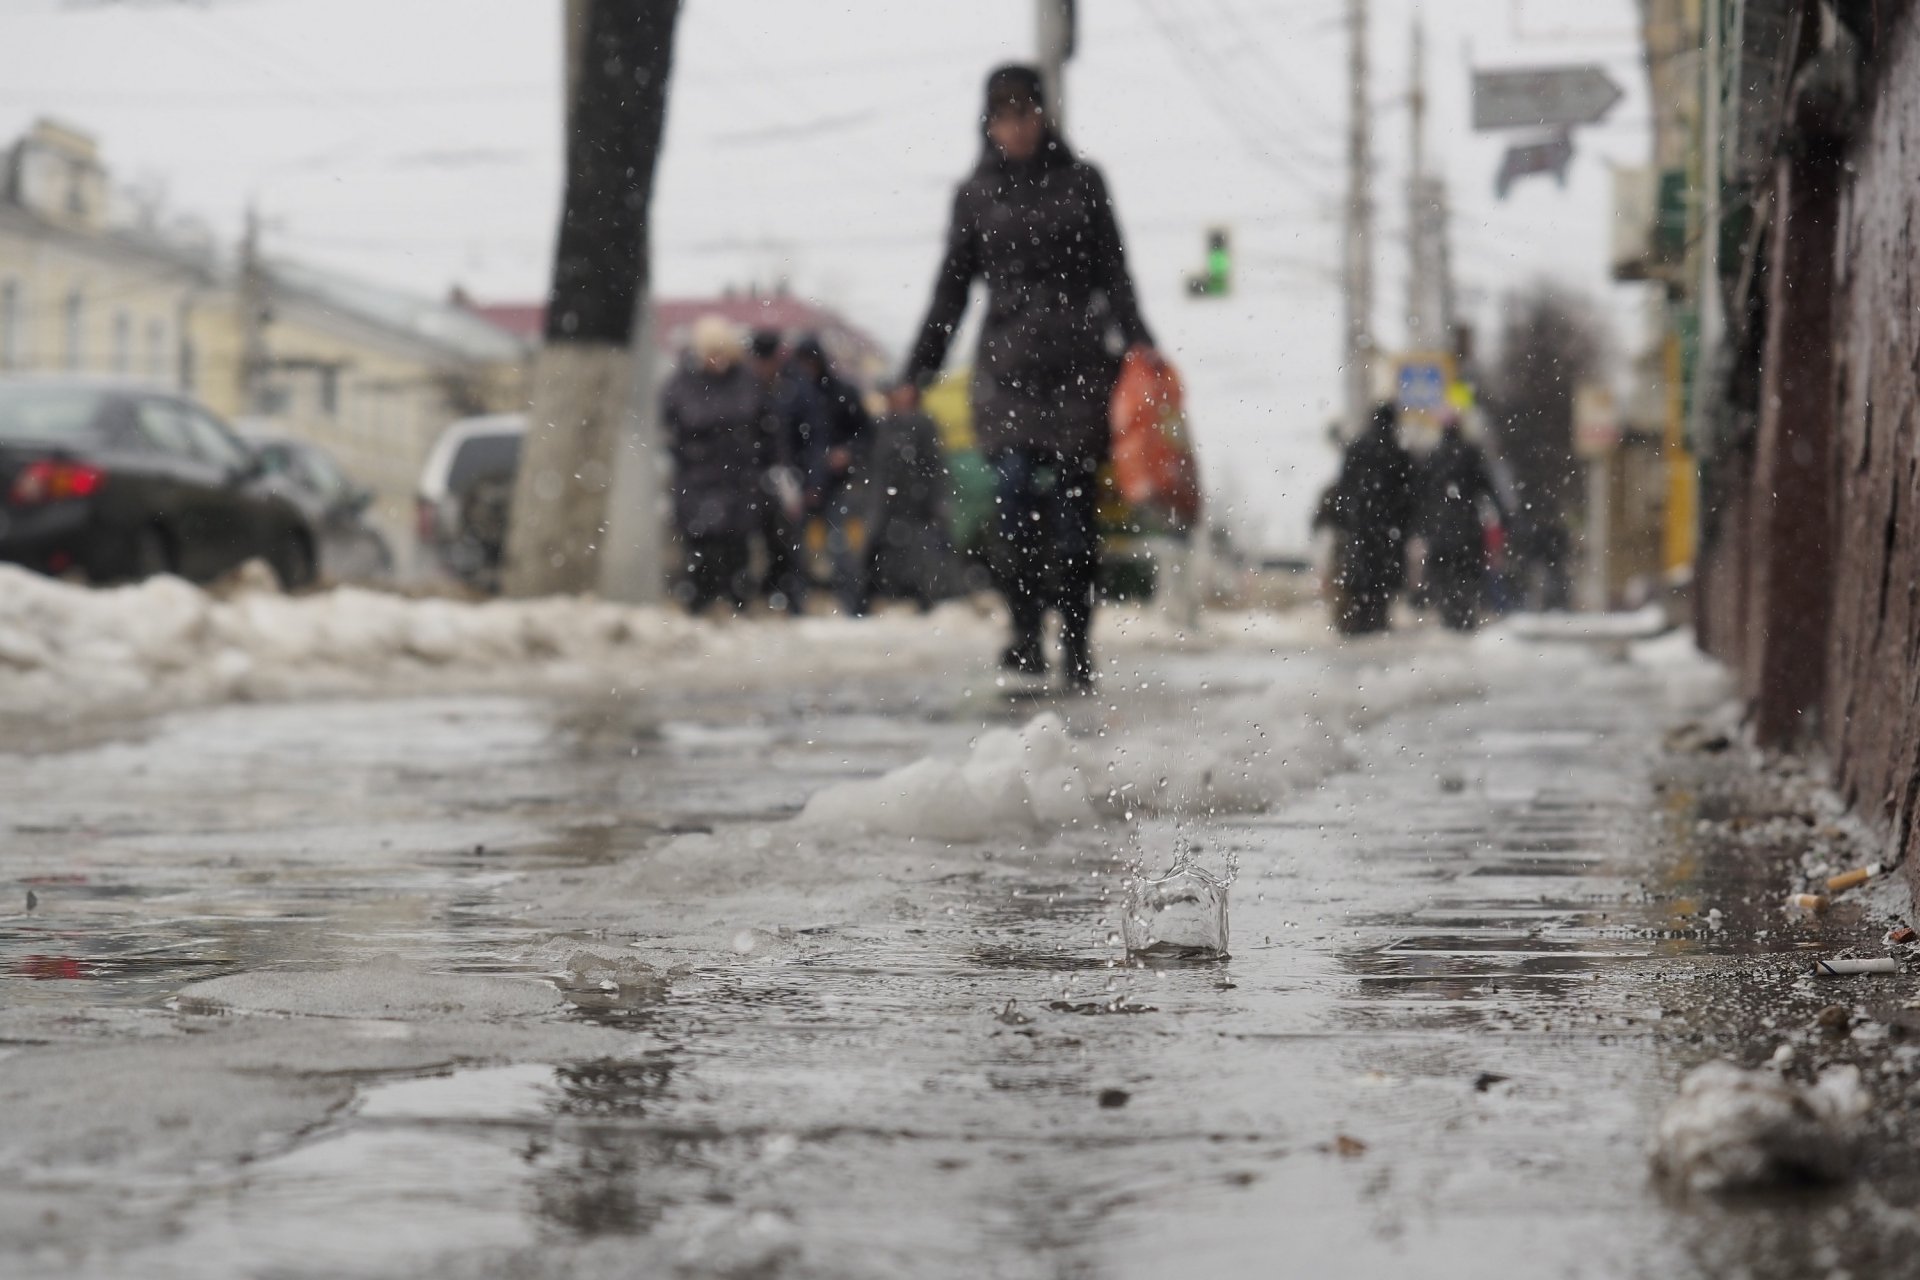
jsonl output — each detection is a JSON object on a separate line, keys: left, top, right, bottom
{"left": 1109, "top": 347, "right": 1201, "bottom": 531}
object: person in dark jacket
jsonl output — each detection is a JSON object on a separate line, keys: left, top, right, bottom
{"left": 1418, "top": 417, "right": 1505, "bottom": 631}
{"left": 1317, "top": 403, "right": 1417, "bottom": 636}
{"left": 785, "top": 335, "right": 871, "bottom": 613}
{"left": 855, "top": 382, "right": 963, "bottom": 613}
{"left": 663, "top": 316, "right": 767, "bottom": 614}
{"left": 902, "top": 63, "right": 1155, "bottom": 689}
{"left": 748, "top": 328, "right": 808, "bottom": 614}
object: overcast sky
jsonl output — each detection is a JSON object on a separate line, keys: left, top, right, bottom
{"left": 1, "top": 0, "right": 1651, "bottom": 553}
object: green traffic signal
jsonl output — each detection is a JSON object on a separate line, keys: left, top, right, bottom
{"left": 1188, "top": 227, "right": 1231, "bottom": 297}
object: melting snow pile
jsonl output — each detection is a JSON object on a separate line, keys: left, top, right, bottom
{"left": 1652, "top": 1059, "right": 1869, "bottom": 1192}
{"left": 0, "top": 564, "right": 999, "bottom": 722}
{"left": 798, "top": 712, "right": 1099, "bottom": 840}
{"left": 799, "top": 655, "right": 1483, "bottom": 841}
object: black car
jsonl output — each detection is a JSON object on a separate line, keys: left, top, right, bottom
{"left": 247, "top": 434, "right": 393, "bottom": 583}
{"left": 0, "top": 378, "right": 318, "bottom": 589}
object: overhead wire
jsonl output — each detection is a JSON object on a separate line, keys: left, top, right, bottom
{"left": 1128, "top": 0, "right": 1345, "bottom": 194}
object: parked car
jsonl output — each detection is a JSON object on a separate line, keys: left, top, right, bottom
{"left": 417, "top": 413, "right": 523, "bottom": 592}
{"left": 0, "top": 376, "right": 318, "bottom": 588}
{"left": 243, "top": 432, "right": 393, "bottom": 583}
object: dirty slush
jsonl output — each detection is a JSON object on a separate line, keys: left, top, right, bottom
{"left": 4, "top": 601, "right": 1917, "bottom": 1279}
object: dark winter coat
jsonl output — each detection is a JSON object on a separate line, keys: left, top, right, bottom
{"left": 861, "top": 410, "right": 964, "bottom": 601}
{"left": 662, "top": 360, "right": 767, "bottom": 539}
{"left": 1324, "top": 421, "right": 1417, "bottom": 595}
{"left": 1418, "top": 430, "right": 1503, "bottom": 557}
{"left": 785, "top": 367, "right": 870, "bottom": 508}
{"left": 903, "top": 128, "right": 1153, "bottom": 466}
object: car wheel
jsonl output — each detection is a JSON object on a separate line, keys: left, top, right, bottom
{"left": 130, "top": 525, "right": 174, "bottom": 582}
{"left": 270, "top": 533, "right": 317, "bottom": 592}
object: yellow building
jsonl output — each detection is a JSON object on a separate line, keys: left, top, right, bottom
{"left": 0, "top": 119, "right": 531, "bottom": 568}
{"left": 0, "top": 120, "right": 226, "bottom": 406}
{"left": 240, "top": 257, "right": 529, "bottom": 558}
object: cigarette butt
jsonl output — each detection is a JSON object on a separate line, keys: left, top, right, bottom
{"left": 1811, "top": 957, "right": 1899, "bottom": 976}
{"left": 1789, "top": 893, "right": 1829, "bottom": 913}
{"left": 1825, "top": 867, "right": 1874, "bottom": 893}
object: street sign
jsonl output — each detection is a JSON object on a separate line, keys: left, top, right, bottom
{"left": 1472, "top": 66, "right": 1623, "bottom": 131}
{"left": 1495, "top": 130, "right": 1574, "bottom": 199}
{"left": 1395, "top": 352, "right": 1455, "bottom": 435}
{"left": 1574, "top": 384, "right": 1621, "bottom": 458}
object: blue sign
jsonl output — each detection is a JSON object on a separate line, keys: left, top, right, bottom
{"left": 1398, "top": 361, "right": 1447, "bottom": 413}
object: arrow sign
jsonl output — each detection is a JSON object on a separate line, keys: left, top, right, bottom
{"left": 1473, "top": 66, "right": 1623, "bottom": 131}
{"left": 1495, "top": 130, "right": 1575, "bottom": 199}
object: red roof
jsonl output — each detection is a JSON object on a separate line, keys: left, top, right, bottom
{"left": 464, "top": 293, "right": 889, "bottom": 378}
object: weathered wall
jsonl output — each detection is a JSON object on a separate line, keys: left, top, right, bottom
{"left": 1826, "top": 5, "right": 1920, "bottom": 860}
{"left": 1745, "top": 143, "right": 1841, "bottom": 748}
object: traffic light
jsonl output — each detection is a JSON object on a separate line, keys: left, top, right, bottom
{"left": 1186, "top": 226, "right": 1231, "bottom": 297}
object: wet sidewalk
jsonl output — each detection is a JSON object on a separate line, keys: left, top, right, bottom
{"left": 5, "top": 628, "right": 1920, "bottom": 1278}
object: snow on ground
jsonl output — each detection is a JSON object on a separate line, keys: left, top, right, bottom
{"left": 797, "top": 653, "right": 1486, "bottom": 841}
{"left": 0, "top": 565, "right": 1326, "bottom": 725}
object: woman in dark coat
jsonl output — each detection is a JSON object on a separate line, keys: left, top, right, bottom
{"left": 903, "top": 63, "right": 1156, "bottom": 690}
{"left": 1418, "top": 418, "right": 1505, "bottom": 631}
{"left": 1318, "top": 403, "right": 1417, "bottom": 636}
{"left": 662, "top": 316, "right": 767, "bottom": 613}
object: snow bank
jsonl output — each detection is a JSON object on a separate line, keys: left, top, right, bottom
{"left": 0, "top": 565, "right": 1004, "bottom": 723}
{"left": 798, "top": 654, "right": 1484, "bottom": 841}
{"left": 1652, "top": 1059, "right": 1869, "bottom": 1192}
{"left": 0, "top": 565, "right": 1328, "bottom": 725}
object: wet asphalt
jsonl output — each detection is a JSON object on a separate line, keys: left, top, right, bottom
{"left": 5, "top": 628, "right": 1920, "bottom": 1279}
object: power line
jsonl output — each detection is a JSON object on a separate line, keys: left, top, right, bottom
{"left": 1130, "top": 0, "right": 1344, "bottom": 194}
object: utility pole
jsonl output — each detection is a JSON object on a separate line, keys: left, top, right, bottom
{"left": 502, "top": 0, "right": 683, "bottom": 601}
{"left": 1036, "top": 0, "right": 1074, "bottom": 129}
{"left": 1405, "top": 20, "right": 1444, "bottom": 352}
{"left": 238, "top": 204, "right": 271, "bottom": 414}
{"left": 1343, "top": 0, "right": 1375, "bottom": 433}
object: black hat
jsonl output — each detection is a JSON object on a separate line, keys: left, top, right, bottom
{"left": 748, "top": 328, "right": 781, "bottom": 360}
{"left": 985, "top": 64, "right": 1046, "bottom": 116}
{"left": 790, "top": 333, "right": 828, "bottom": 368}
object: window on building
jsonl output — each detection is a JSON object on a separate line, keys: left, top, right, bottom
{"left": 318, "top": 366, "right": 340, "bottom": 418}
{"left": 111, "top": 310, "right": 131, "bottom": 374}
{"left": 179, "top": 336, "right": 197, "bottom": 392}
{"left": 0, "top": 280, "right": 19, "bottom": 369}
{"left": 62, "top": 288, "right": 84, "bottom": 370}
{"left": 145, "top": 318, "right": 167, "bottom": 381}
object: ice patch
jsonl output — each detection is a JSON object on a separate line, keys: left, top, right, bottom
{"left": 1652, "top": 1059, "right": 1869, "bottom": 1192}
{"left": 176, "top": 956, "right": 564, "bottom": 1021}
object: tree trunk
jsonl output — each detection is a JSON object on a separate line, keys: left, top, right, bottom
{"left": 503, "top": 0, "right": 682, "bottom": 599}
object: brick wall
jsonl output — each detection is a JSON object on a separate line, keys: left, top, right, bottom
{"left": 1826, "top": 5, "right": 1920, "bottom": 860}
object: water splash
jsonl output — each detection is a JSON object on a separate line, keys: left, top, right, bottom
{"left": 1121, "top": 838, "right": 1230, "bottom": 963}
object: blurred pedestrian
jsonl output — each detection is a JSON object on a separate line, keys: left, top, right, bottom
{"left": 901, "top": 62, "right": 1156, "bottom": 689}
{"left": 663, "top": 316, "right": 766, "bottom": 614}
{"left": 1417, "top": 416, "right": 1505, "bottom": 631}
{"left": 855, "top": 382, "right": 962, "bottom": 613}
{"left": 785, "top": 335, "right": 871, "bottom": 613}
{"left": 747, "top": 327, "right": 808, "bottom": 614}
{"left": 1318, "top": 403, "right": 1416, "bottom": 635}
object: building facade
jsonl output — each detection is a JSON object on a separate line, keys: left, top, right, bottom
{"left": 0, "top": 119, "right": 531, "bottom": 566}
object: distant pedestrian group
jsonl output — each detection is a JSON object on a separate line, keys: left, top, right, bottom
{"left": 1316, "top": 404, "right": 1509, "bottom": 636}
{"left": 660, "top": 316, "right": 960, "bottom": 620}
